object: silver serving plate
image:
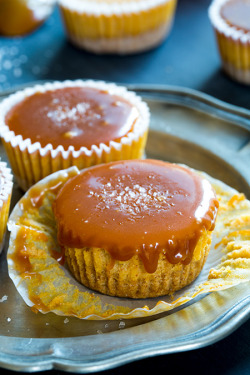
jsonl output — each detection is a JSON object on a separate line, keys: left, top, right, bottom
{"left": 0, "top": 84, "right": 249, "bottom": 373}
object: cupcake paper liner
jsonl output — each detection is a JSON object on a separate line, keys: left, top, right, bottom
{"left": 0, "top": 80, "right": 149, "bottom": 191}
{"left": 0, "top": 160, "right": 13, "bottom": 253}
{"left": 7, "top": 165, "right": 250, "bottom": 320}
{"left": 58, "top": 0, "right": 177, "bottom": 54}
{"left": 209, "top": 0, "right": 250, "bottom": 84}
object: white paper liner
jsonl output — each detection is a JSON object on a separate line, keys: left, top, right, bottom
{"left": 0, "top": 80, "right": 149, "bottom": 160}
{"left": 58, "top": 0, "right": 172, "bottom": 16}
{"left": 0, "top": 159, "right": 13, "bottom": 253}
{"left": 209, "top": 0, "right": 250, "bottom": 43}
{"left": 26, "top": 0, "right": 56, "bottom": 21}
{"left": 7, "top": 165, "right": 250, "bottom": 320}
{"left": 0, "top": 161, "right": 13, "bottom": 208}
{"left": 67, "top": 21, "right": 172, "bottom": 54}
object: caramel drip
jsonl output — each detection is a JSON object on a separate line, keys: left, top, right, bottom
{"left": 5, "top": 87, "right": 138, "bottom": 151}
{"left": 50, "top": 247, "right": 65, "bottom": 265}
{"left": 30, "top": 296, "right": 50, "bottom": 314}
{"left": 20, "top": 180, "right": 63, "bottom": 213}
{"left": 221, "top": 0, "right": 250, "bottom": 32}
{"left": 54, "top": 160, "right": 219, "bottom": 273}
{"left": 9, "top": 227, "right": 31, "bottom": 274}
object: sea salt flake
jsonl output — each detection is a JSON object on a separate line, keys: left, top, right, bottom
{"left": 64, "top": 318, "right": 69, "bottom": 324}
{"left": 119, "top": 321, "right": 125, "bottom": 329}
{"left": 0, "top": 295, "right": 8, "bottom": 303}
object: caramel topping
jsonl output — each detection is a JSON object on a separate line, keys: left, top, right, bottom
{"left": 221, "top": 0, "right": 250, "bottom": 32}
{"left": 54, "top": 160, "right": 219, "bottom": 273}
{"left": 5, "top": 87, "right": 138, "bottom": 151}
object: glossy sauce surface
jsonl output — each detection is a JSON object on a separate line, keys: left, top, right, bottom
{"left": 54, "top": 160, "right": 219, "bottom": 273}
{"left": 5, "top": 87, "right": 138, "bottom": 151}
{"left": 221, "top": 0, "right": 250, "bottom": 32}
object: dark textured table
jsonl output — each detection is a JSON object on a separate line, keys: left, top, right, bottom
{"left": 0, "top": 0, "right": 249, "bottom": 374}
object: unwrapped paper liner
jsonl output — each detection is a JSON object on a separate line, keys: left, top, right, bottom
{"left": 7, "top": 166, "right": 250, "bottom": 320}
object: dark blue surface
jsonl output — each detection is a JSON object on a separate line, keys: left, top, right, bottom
{"left": 0, "top": 0, "right": 250, "bottom": 109}
{"left": 0, "top": 0, "right": 249, "bottom": 374}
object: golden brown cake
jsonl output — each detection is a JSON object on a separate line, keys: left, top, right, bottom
{"left": 58, "top": 0, "right": 177, "bottom": 54}
{"left": 209, "top": 0, "right": 250, "bottom": 84}
{"left": 0, "top": 80, "right": 149, "bottom": 191}
{"left": 0, "top": 160, "right": 13, "bottom": 253}
{"left": 53, "top": 159, "right": 219, "bottom": 298}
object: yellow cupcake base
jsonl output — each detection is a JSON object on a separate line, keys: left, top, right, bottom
{"left": 65, "top": 231, "right": 211, "bottom": 299}
{"left": 2, "top": 130, "right": 148, "bottom": 192}
{"left": 59, "top": 0, "right": 177, "bottom": 54}
{"left": 67, "top": 21, "right": 173, "bottom": 54}
{"left": 215, "top": 31, "right": 250, "bottom": 84}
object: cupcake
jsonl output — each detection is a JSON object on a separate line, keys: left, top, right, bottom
{"left": 209, "top": 0, "right": 250, "bottom": 84}
{"left": 0, "top": 0, "right": 55, "bottom": 37}
{"left": 53, "top": 159, "right": 219, "bottom": 298}
{"left": 58, "top": 0, "right": 177, "bottom": 54}
{"left": 0, "top": 80, "right": 149, "bottom": 191}
{"left": 0, "top": 160, "right": 13, "bottom": 253}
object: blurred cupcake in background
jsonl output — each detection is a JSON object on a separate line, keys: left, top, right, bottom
{"left": 0, "top": 0, "right": 56, "bottom": 37}
{"left": 58, "top": 0, "right": 177, "bottom": 54}
{"left": 209, "top": 0, "right": 250, "bottom": 85}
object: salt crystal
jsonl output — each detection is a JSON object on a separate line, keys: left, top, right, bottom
{"left": 64, "top": 318, "right": 69, "bottom": 324}
{"left": 7, "top": 317, "right": 11, "bottom": 323}
{"left": 118, "top": 321, "right": 125, "bottom": 329}
{"left": 0, "top": 295, "right": 7, "bottom": 302}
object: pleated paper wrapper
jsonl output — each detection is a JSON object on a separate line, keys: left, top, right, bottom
{"left": 58, "top": 0, "right": 177, "bottom": 54}
{"left": 7, "top": 166, "right": 250, "bottom": 320}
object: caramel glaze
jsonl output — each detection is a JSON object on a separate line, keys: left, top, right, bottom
{"left": 54, "top": 160, "right": 219, "bottom": 273}
{"left": 221, "top": 0, "right": 250, "bottom": 32}
{"left": 5, "top": 87, "right": 139, "bottom": 151}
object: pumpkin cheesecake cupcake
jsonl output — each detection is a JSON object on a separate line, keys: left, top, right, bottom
{"left": 0, "top": 80, "right": 149, "bottom": 191}
{"left": 209, "top": 0, "right": 250, "bottom": 84}
{"left": 0, "top": 160, "right": 13, "bottom": 253}
{"left": 58, "top": 0, "right": 177, "bottom": 54}
{"left": 53, "top": 159, "right": 219, "bottom": 298}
